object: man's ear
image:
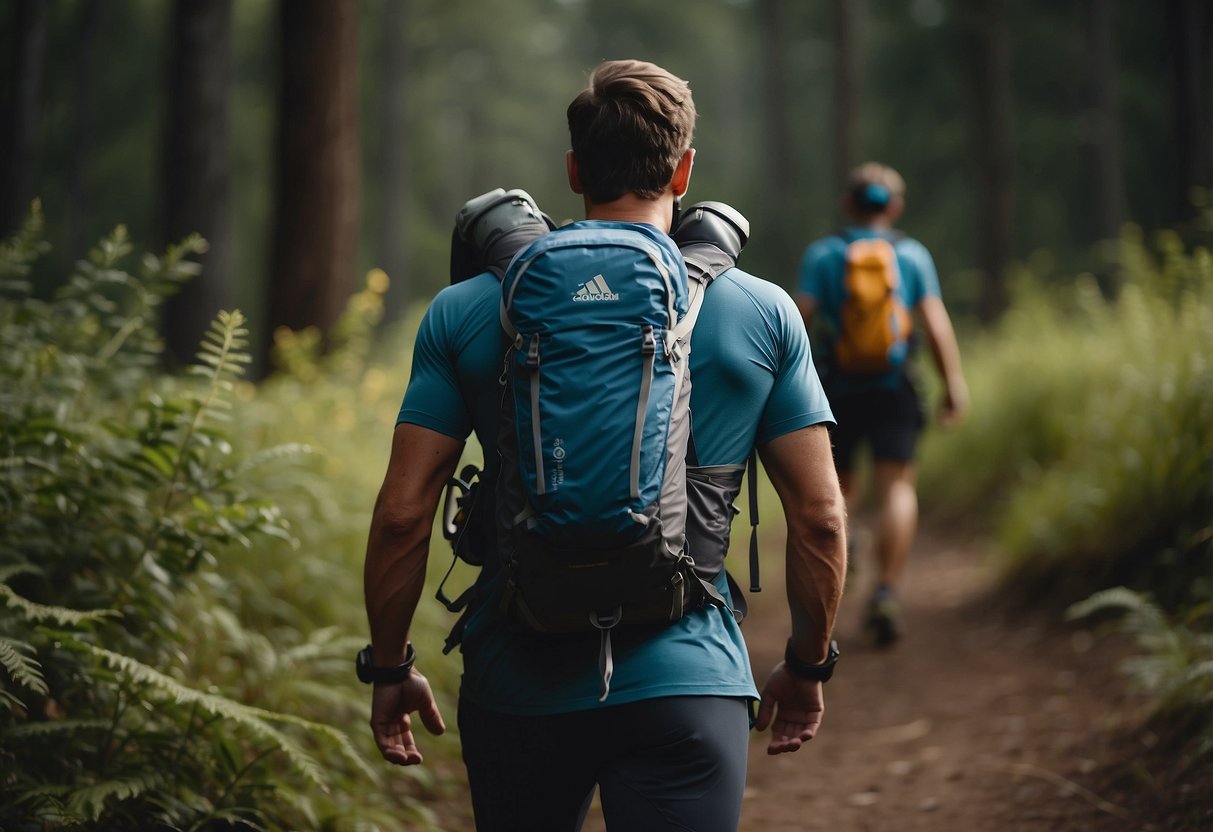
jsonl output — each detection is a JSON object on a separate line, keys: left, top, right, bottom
{"left": 886, "top": 196, "right": 905, "bottom": 223}
{"left": 566, "top": 150, "right": 583, "bottom": 195}
{"left": 671, "top": 148, "right": 695, "bottom": 198}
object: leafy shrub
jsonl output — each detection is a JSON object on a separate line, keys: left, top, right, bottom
{"left": 918, "top": 222, "right": 1213, "bottom": 748}
{"left": 919, "top": 224, "right": 1213, "bottom": 614}
{"left": 1068, "top": 588, "right": 1213, "bottom": 720}
{"left": 0, "top": 209, "right": 406, "bottom": 830}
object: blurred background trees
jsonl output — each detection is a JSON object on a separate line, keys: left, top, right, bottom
{"left": 2, "top": 2, "right": 1211, "bottom": 827}
{"left": 1, "top": 0, "right": 1207, "bottom": 370}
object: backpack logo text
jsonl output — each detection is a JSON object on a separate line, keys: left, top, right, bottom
{"left": 572, "top": 274, "right": 620, "bottom": 302}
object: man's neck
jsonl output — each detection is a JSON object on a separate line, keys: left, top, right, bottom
{"left": 584, "top": 192, "right": 676, "bottom": 232}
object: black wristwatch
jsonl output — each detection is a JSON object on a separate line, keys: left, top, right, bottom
{"left": 356, "top": 643, "right": 416, "bottom": 684}
{"left": 783, "top": 638, "right": 840, "bottom": 683}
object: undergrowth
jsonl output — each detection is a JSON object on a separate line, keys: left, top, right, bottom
{"left": 0, "top": 209, "right": 443, "bottom": 830}
{"left": 918, "top": 220, "right": 1213, "bottom": 750}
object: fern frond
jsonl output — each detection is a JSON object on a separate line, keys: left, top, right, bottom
{"left": 254, "top": 708, "right": 377, "bottom": 783}
{"left": 65, "top": 772, "right": 164, "bottom": 821}
{"left": 0, "top": 585, "right": 116, "bottom": 626}
{"left": 0, "top": 199, "right": 49, "bottom": 287}
{"left": 90, "top": 646, "right": 331, "bottom": 787}
{"left": 1066, "top": 586, "right": 1163, "bottom": 625}
{"left": 0, "top": 637, "right": 47, "bottom": 695}
{"left": 0, "top": 563, "right": 43, "bottom": 583}
{"left": 4, "top": 718, "right": 110, "bottom": 738}
{"left": 233, "top": 443, "right": 323, "bottom": 477}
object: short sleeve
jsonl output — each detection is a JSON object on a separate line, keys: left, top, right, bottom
{"left": 797, "top": 238, "right": 840, "bottom": 302}
{"left": 755, "top": 289, "right": 835, "bottom": 445}
{"left": 396, "top": 293, "right": 474, "bottom": 439}
{"left": 896, "top": 238, "right": 942, "bottom": 306}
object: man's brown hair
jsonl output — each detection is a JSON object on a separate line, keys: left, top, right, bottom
{"left": 566, "top": 59, "right": 696, "bottom": 204}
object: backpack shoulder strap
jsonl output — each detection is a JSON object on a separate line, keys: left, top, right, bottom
{"left": 671, "top": 240, "right": 732, "bottom": 342}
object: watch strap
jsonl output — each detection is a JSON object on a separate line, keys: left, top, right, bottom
{"left": 783, "top": 638, "right": 839, "bottom": 682}
{"left": 356, "top": 642, "right": 416, "bottom": 684}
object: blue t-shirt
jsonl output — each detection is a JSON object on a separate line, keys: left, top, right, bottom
{"left": 398, "top": 221, "right": 834, "bottom": 715}
{"left": 797, "top": 226, "right": 941, "bottom": 392}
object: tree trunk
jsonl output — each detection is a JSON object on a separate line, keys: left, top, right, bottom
{"left": 160, "top": 0, "right": 234, "bottom": 368}
{"left": 757, "top": 0, "right": 797, "bottom": 277}
{"left": 375, "top": 0, "right": 411, "bottom": 325}
{"left": 1085, "top": 0, "right": 1126, "bottom": 242}
{"left": 66, "top": 0, "right": 101, "bottom": 260}
{"left": 1167, "top": 0, "right": 1213, "bottom": 221}
{"left": 265, "top": 0, "right": 361, "bottom": 369}
{"left": 2, "top": 0, "right": 47, "bottom": 236}
{"left": 966, "top": 0, "right": 1014, "bottom": 323}
{"left": 834, "top": 0, "right": 863, "bottom": 196}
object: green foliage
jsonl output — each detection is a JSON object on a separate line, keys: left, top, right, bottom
{"left": 1068, "top": 588, "right": 1213, "bottom": 750}
{"left": 920, "top": 223, "right": 1213, "bottom": 612}
{"left": 918, "top": 221, "right": 1213, "bottom": 760}
{"left": 0, "top": 211, "right": 411, "bottom": 830}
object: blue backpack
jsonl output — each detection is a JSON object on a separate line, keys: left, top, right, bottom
{"left": 438, "top": 193, "right": 756, "bottom": 700}
{"left": 495, "top": 222, "right": 729, "bottom": 698}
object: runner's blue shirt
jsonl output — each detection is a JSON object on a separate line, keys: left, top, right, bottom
{"left": 398, "top": 220, "right": 834, "bottom": 715}
{"left": 797, "top": 226, "right": 941, "bottom": 392}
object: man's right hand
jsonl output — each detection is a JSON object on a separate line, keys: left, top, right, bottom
{"left": 370, "top": 670, "right": 446, "bottom": 766}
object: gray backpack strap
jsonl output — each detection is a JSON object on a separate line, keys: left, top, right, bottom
{"left": 671, "top": 242, "right": 732, "bottom": 344}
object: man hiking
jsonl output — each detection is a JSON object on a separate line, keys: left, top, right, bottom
{"left": 361, "top": 59, "right": 847, "bottom": 831}
{"left": 796, "top": 161, "right": 968, "bottom": 648}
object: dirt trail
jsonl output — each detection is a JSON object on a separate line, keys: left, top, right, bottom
{"left": 579, "top": 525, "right": 1164, "bottom": 832}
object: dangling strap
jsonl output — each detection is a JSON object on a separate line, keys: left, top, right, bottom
{"left": 591, "top": 607, "right": 622, "bottom": 702}
{"left": 747, "top": 448, "right": 761, "bottom": 592}
{"left": 597, "top": 629, "right": 614, "bottom": 702}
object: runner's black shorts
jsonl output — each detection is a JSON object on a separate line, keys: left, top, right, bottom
{"left": 826, "top": 373, "right": 926, "bottom": 469}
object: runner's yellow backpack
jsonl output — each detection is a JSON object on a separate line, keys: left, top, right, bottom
{"left": 834, "top": 231, "right": 913, "bottom": 373}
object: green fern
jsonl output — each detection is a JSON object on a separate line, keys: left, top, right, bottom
{"left": 0, "top": 637, "right": 48, "bottom": 695}
{"left": 0, "top": 199, "right": 49, "bottom": 293}
{"left": 0, "top": 584, "right": 117, "bottom": 626}
{"left": 91, "top": 645, "right": 341, "bottom": 788}
{"left": 1068, "top": 587, "right": 1213, "bottom": 709}
{"left": 4, "top": 717, "right": 110, "bottom": 738}
{"left": 65, "top": 773, "right": 165, "bottom": 822}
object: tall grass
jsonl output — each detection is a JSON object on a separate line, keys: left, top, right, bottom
{"left": 917, "top": 221, "right": 1213, "bottom": 750}
{"left": 921, "top": 225, "right": 1212, "bottom": 610}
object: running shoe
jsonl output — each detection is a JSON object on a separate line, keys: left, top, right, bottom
{"left": 864, "top": 585, "right": 902, "bottom": 647}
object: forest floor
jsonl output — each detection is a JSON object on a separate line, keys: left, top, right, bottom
{"left": 573, "top": 522, "right": 1213, "bottom": 832}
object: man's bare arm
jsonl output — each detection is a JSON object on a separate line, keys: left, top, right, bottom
{"left": 752, "top": 424, "right": 847, "bottom": 754}
{"left": 794, "top": 292, "right": 817, "bottom": 333}
{"left": 760, "top": 424, "right": 847, "bottom": 660}
{"left": 918, "top": 295, "right": 968, "bottom": 427}
{"left": 364, "top": 423, "right": 465, "bottom": 665}
{"left": 362, "top": 423, "right": 463, "bottom": 766}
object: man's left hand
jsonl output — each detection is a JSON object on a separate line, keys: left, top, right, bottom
{"left": 755, "top": 663, "right": 825, "bottom": 755}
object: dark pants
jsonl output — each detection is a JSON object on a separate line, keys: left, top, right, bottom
{"left": 458, "top": 695, "right": 750, "bottom": 832}
{"left": 826, "top": 373, "right": 926, "bottom": 470}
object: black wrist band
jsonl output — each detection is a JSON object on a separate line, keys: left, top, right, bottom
{"left": 783, "top": 638, "right": 840, "bottom": 683}
{"left": 356, "top": 642, "right": 416, "bottom": 685}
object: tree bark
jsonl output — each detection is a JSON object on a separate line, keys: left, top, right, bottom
{"left": 966, "top": 0, "right": 1014, "bottom": 323}
{"left": 757, "top": 0, "right": 797, "bottom": 277}
{"left": 160, "top": 0, "right": 234, "bottom": 367}
{"left": 1167, "top": 0, "right": 1213, "bottom": 221}
{"left": 834, "top": 0, "right": 863, "bottom": 197}
{"left": 265, "top": 0, "right": 362, "bottom": 370}
{"left": 66, "top": 0, "right": 101, "bottom": 260}
{"left": 1085, "top": 0, "right": 1126, "bottom": 243}
{"left": 2, "top": 0, "right": 47, "bottom": 236}
{"left": 375, "top": 0, "right": 411, "bottom": 325}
